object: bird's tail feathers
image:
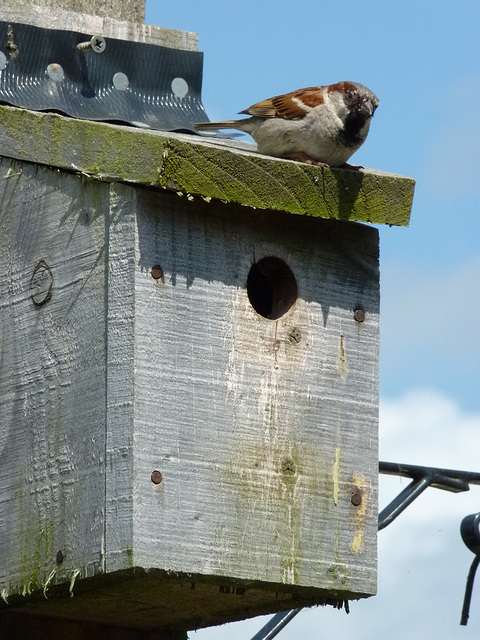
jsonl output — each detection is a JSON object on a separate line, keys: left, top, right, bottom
{"left": 195, "top": 120, "right": 242, "bottom": 131}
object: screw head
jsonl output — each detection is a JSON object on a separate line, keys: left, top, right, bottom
{"left": 171, "top": 77, "right": 189, "bottom": 98}
{"left": 90, "top": 36, "right": 106, "bottom": 53}
{"left": 151, "top": 470, "right": 163, "bottom": 485}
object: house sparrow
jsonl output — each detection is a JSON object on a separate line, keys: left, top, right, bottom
{"left": 195, "top": 81, "right": 379, "bottom": 167}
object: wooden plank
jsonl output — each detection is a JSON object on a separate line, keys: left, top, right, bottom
{"left": 131, "top": 191, "right": 379, "bottom": 597}
{"left": 0, "top": 158, "right": 379, "bottom": 629}
{"left": 104, "top": 183, "right": 137, "bottom": 573}
{"left": 0, "top": 610, "right": 187, "bottom": 640}
{"left": 1, "top": 568, "right": 347, "bottom": 630}
{"left": 0, "top": 0, "right": 145, "bottom": 24}
{"left": 0, "top": 157, "right": 108, "bottom": 601}
{"left": 0, "top": 2, "right": 198, "bottom": 50}
{"left": 0, "top": 105, "right": 414, "bottom": 227}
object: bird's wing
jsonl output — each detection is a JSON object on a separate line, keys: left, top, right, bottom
{"left": 239, "top": 86, "right": 325, "bottom": 119}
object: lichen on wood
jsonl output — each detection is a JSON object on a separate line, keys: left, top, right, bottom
{"left": 0, "top": 104, "right": 414, "bottom": 226}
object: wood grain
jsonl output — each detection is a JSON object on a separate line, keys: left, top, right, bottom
{"left": 0, "top": 158, "right": 107, "bottom": 598}
{"left": 131, "top": 192, "right": 379, "bottom": 599}
{"left": 0, "top": 105, "right": 414, "bottom": 226}
{"left": 0, "top": 0, "right": 145, "bottom": 25}
{"left": 0, "top": 137, "right": 381, "bottom": 629}
{"left": 0, "top": 4, "right": 198, "bottom": 49}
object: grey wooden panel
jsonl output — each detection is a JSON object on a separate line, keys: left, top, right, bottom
{"left": 104, "top": 183, "right": 137, "bottom": 572}
{"left": 131, "top": 191, "right": 379, "bottom": 597}
{"left": 0, "top": 159, "right": 379, "bottom": 628}
{"left": 0, "top": 158, "right": 107, "bottom": 598}
{"left": 0, "top": 3, "right": 198, "bottom": 49}
{"left": 0, "top": 0, "right": 145, "bottom": 21}
{"left": 0, "top": 105, "right": 414, "bottom": 227}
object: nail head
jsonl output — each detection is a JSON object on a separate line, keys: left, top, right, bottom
{"left": 113, "top": 72, "right": 129, "bottom": 91}
{"left": 151, "top": 470, "right": 163, "bottom": 485}
{"left": 351, "top": 491, "right": 362, "bottom": 506}
{"left": 151, "top": 265, "right": 162, "bottom": 280}
{"left": 354, "top": 308, "right": 365, "bottom": 323}
{"left": 47, "top": 63, "right": 64, "bottom": 82}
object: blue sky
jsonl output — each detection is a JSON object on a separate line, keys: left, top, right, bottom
{"left": 145, "top": 2, "right": 480, "bottom": 638}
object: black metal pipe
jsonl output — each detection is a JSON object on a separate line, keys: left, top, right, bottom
{"left": 249, "top": 610, "right": 301, "bottom": 640}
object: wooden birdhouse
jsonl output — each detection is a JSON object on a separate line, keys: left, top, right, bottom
{"left": 0, "top": 3, "right": 415, "bottom": 638}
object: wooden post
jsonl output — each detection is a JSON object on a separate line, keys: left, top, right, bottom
{"left": 0, "top": 1, "right": 415, "bottom": 638}
{"left": 0, "top": 0, "right": 146, "bottom": 22}
{"left": 0, "top": 0, "right": 197, "bottom": 49}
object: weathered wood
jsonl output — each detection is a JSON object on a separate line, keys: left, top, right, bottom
{"left": 0, "top": 160, "right": 107, "bottom": 600}
{"left": 1, "top": 567, "right": 352, "bottom": 630}
{"left": 0, "top": 610, "right": 187, "bottom": 640}
{"left": 0, "top": 105, "right": 414, "bottom": 226}
{"left": 0, "top": 0, "right": 409, "bottom": 632}
{"left": 0, "top": 0, "right": 145, "bottom": 23}
{"left": 0, "top": 1, "right": 198, "bottom": 50}
{"left": 129, "top": 187, "right": 380, "bottom": 595}
{"left": 0, "top": 154, "right": 380, "bottom": 630}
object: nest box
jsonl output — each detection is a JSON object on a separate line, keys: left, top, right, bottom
{"left": 0, "top": 105, "right": 414, "bottom": 637}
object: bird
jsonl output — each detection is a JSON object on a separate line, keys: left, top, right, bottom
{"left": 195, "top": 81, "right": 379, "bottom": 168}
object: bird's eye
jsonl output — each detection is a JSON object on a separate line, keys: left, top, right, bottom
{"left": 345, "top": 90, "right": 355, "bottom": 102}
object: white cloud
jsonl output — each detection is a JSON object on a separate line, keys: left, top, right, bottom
{"left": 380, "top": 388, "right": 480, "bottom": 469}
{"left": 378, "top": 389, "right": 480, "bottom": 582}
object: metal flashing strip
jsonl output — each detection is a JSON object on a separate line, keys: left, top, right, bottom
{"left": 0, "top": 21, "right": 208, "bottom": 132}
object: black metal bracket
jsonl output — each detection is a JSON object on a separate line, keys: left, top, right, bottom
{"left": 378, "top": 461, "right": 480, "bottom": 530}
{"left": 250, "top": 610, "right": 301, "bottom": 640}
{"left": 250, "top": 461, "right": 480, "bottom": 640}
{"left": 460, "top": 513, "right": 480, "bottom": 625}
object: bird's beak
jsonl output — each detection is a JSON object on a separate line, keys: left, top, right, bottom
{"left": 360, "top": 98, "right": 377, "bottom": 117}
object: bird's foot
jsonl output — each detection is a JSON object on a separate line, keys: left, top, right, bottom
{"left": 285, "top": 152, "right": 329, "bottom": 168}
{"left": 339, "top": 162, "right": 364, "bottom": 171}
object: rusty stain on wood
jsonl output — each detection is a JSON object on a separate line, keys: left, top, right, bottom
{"left": 350, "top": 474, "right": 369, "bottom": 554}
{"left": 333, "top": 448, "right": 341, "bottom": 505}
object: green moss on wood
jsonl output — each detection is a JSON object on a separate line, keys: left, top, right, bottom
{"left": 226, "top": 442, "right": 306, "bottom": 586}
{"left": 0, "top": 105, "right": 415, "bottom": 226}
{"left": 19, "top": 508, "right": 55, "bottom": 597}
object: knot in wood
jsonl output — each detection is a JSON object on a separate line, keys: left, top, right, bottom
{"left": 30, "top": 259, "right": 53, "bottom": 306}
{"left": 281, "top": 456, "right": 296, "bottom": 475}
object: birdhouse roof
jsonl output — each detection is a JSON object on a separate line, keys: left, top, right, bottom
{"left": 0, "top": 104, "right": 414, "bottom": 226}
